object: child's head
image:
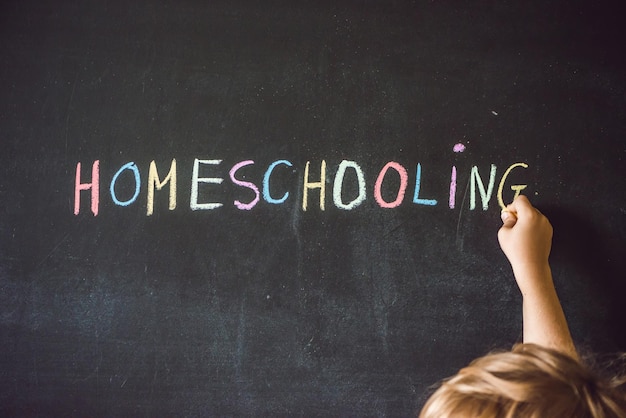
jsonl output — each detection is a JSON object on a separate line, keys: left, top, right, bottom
{"left": 419, "top": 344, "right": 626, "bottom": 418}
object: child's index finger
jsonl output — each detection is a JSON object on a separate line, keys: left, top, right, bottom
{"left": 507, "top": 194, "right": 533, "bottom": 217}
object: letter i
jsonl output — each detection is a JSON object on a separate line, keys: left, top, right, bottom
{"left": 449, "top": 166, "right": 457, "bottom": 209}
{"left": 450, "top": 143, "right": 465, "bottom": 209}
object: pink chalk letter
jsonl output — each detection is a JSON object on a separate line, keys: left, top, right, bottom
{"left": 449, "top": 166, "right": 457, "bottom": 209}
{"left": 74, "top": 160, "right": 100, "bottom": 216}
{"left": 229, "top": 160, "right": 260, "bottom": 210}
{"left": 374, "top": 161, "right": 408, "bottom": 208}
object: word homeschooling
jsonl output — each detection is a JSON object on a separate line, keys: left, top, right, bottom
{"left": 73, "top": 145, "right": 529, "bottom": 216}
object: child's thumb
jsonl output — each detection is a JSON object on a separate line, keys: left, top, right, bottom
{"left": 500, "top": 209, "right": 517, "bottom": 228}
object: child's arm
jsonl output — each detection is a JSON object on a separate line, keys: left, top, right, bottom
{"left": 498, "top": 195, "right": 578, "bottom": 360}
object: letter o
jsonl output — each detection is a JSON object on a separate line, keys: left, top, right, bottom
{"left": 374, "top": 162, "right": 408, "bottom": 208}
{"left": 110, "top": 162, "right": 141, "bottom": 206}
{"left": 333, "top": 160, "right": 366, "bottom": 210}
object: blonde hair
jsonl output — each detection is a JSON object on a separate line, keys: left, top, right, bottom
{"left": 419, "top": 344, "right": 626, "bottom": 418}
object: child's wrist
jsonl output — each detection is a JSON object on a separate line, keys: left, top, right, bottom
{"left": 512, "top": 263, "right": 553, "bottom": 294}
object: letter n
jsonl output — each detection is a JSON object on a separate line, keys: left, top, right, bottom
{"left": 470, "top": 164, "right": 496, "bottom": 210}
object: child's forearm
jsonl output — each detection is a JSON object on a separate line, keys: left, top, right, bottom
{"left": 514, "top": 264, "right": 578, "bottom": 360}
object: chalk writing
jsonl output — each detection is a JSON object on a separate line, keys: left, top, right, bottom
{"left": 374, "top": 162, "right": 408, "bottom": 209}
{"left": 74, "top": 160, "right": 100, "bottom": 216}
{"left": 333, "top": 160, "right": 366, "bottom": 210}
{"left": 302, "top": 160, "right": 326, "bottom": 211}
{"left": 73, "top": 157, "right": 529, "bottom": 216}
{"left": 229, "top": 160, "right": 260, "bottom": 210}
{"left": 453, "top": 143, "right": 466, "bottom": 153}
{"left": 191, "top": 159, "right": 223, "bottom": 210}
{"left": 263, "top": 160, "right": 292, "bottom": 204}
{"left": 413, "top": 163, "right": 437, "bottom": 206}
{"left": 147, "top": 159, "right": 176, "bottom": 216}
{"left": 110, "top": 162, "right": 140, "bottom": 207}
{"left": 449, "top": 166, "right": 457, "bottom": 209}
{"left": 470, "top": 164, "right": 496, "bottom": 211}
{"left": 449, "top": 143, "right": 465, "bottom": 208}
{"left": 497, "top": 162, "right": 528, "bottom": 209}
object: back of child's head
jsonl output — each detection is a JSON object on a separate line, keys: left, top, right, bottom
{"left": 419, "top": 343, "right": 626, "bottom": 418}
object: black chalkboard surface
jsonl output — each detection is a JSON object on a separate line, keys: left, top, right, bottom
{"left": 1, "top": 0, "right": 625, "bottom": 416}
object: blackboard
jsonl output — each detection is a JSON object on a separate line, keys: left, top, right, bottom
{"left": 1, "top": 0, "right": 625, "bottom": 416}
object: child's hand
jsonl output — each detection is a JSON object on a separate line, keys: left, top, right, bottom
{"left": 497, "top": 196, "right": 578, "bottom": 359}
{"left": 497, "top": 195, "right": 553, "bottom": 288}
